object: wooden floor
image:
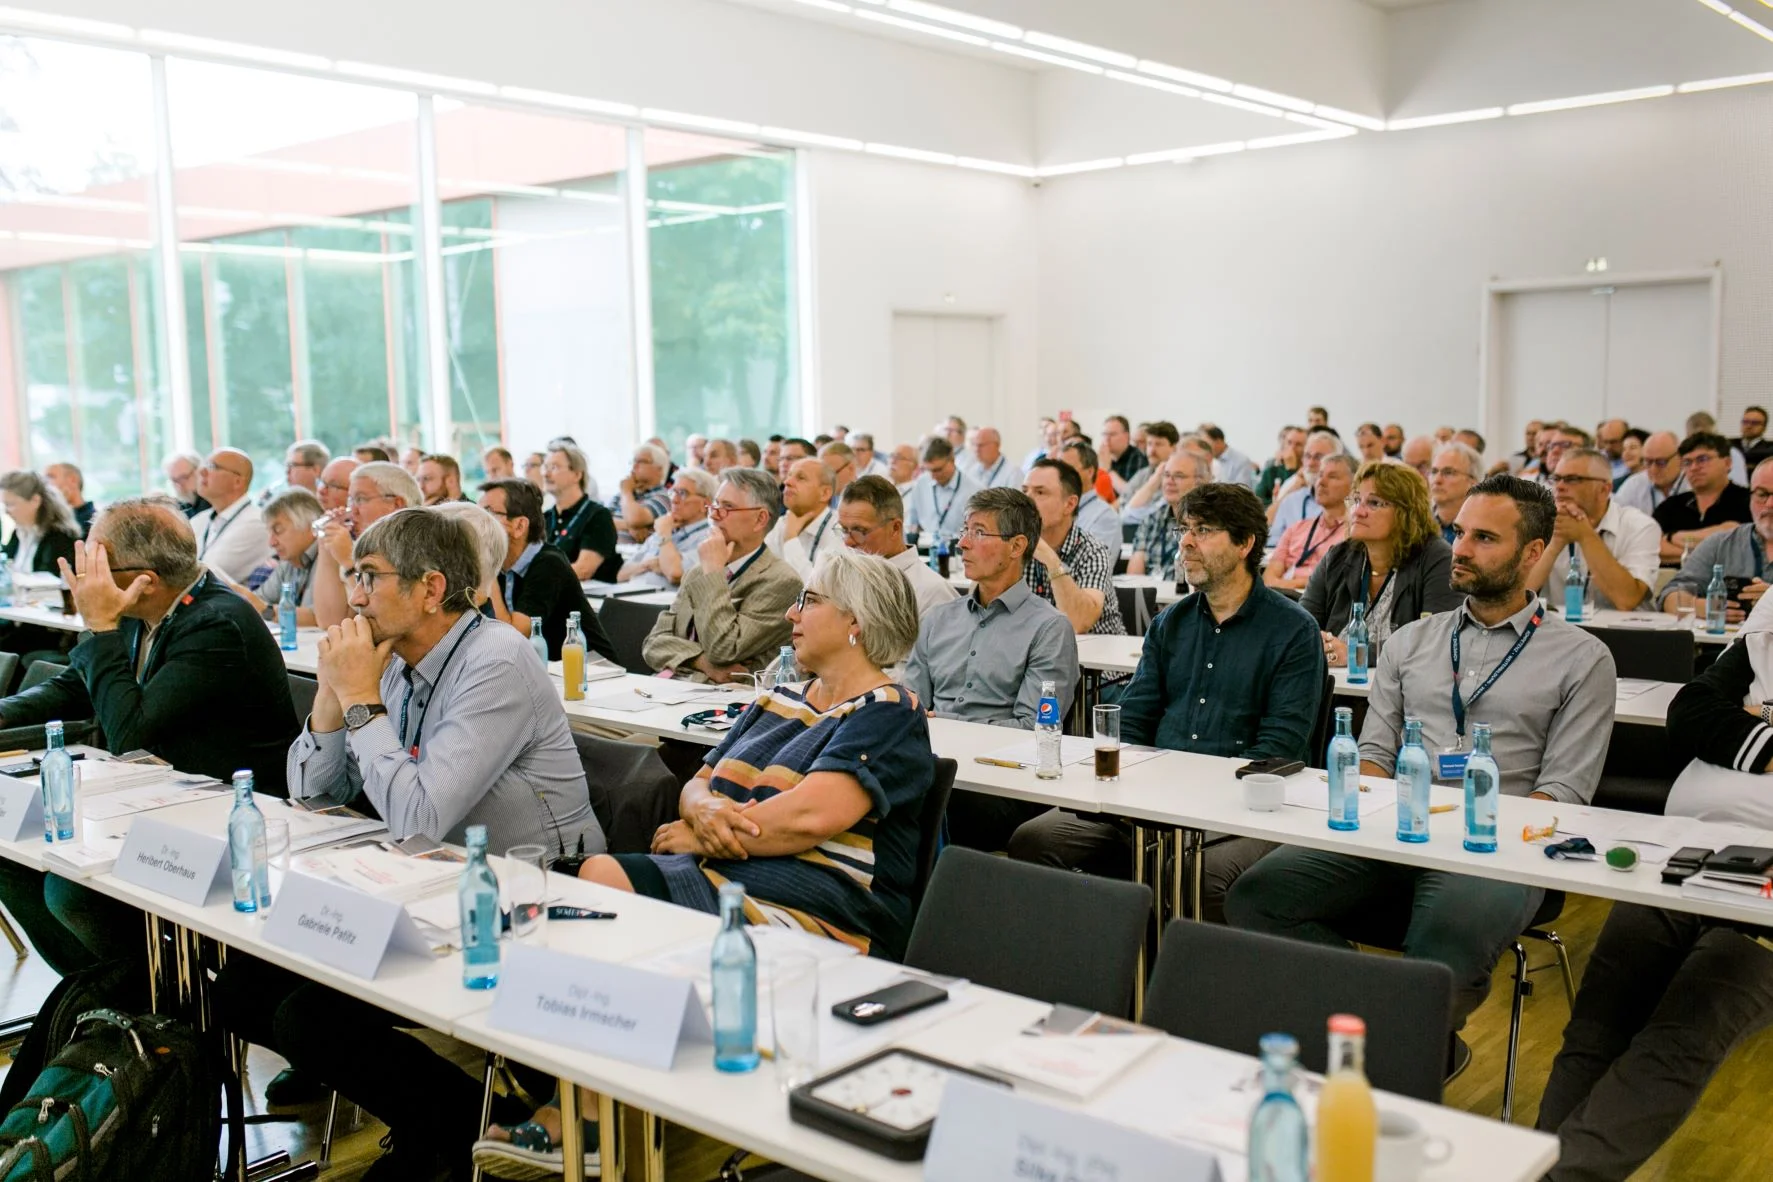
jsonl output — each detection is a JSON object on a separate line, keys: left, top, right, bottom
{"left": 0, "top": 894, "right": 1769, "bottom": 1180}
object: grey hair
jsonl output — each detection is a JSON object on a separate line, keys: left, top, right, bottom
{"left": 1319, "top": 453, "right": 1358, "bottom": 478}
{"left": 808, "top": 547, "right": 921, "bottom": 669}
{"left": 719, "top": 467, "right": 781, "bottom": 517}
{"left": 549, "top": 444, "right": 590, "bottom": 494}
{"left": 1562, "top": 446, "right": 1614, "bottom": 476}
{"left": 353, "top": 461, "right": 421, "bottom": 509}
{"left": 353, "top": 507, "right": 481, "bottom": 613}
{"left": 263, "top": 487, "right": 324, "bottom": 530}
{"left": 673, "top": 467, "right": 718, "bottom": 499}
{"left": 967, "top": 488, "right": 1039, "bottom": 566}
{"left": 1305, "top": 429, "right": 1345, "bottom": 455}
{"left": 635, "top": 443, "right": 670, "bottom": 469}
{"left": 430, "top": 500, "right": 509, "bottom": 595}
{"left": 288, "top": 439, "right": 331, "bottom": 468}
{"left": 846, "top": 432, "right": 875, "bottom": 449}
{"left": 161, "top": 450, "right": 202, "bottom": 472}
{"left": 0, "top": 470, "right": 80, "bottom": 539}
{"left": 94, "top": 496, "right": 201, "bottom": 587}
{"left": 1434, "top": 441, "right": 1483, "bottom": 481}
{"left": 1172, "top": 451, "right": 1213, "bottom": 481}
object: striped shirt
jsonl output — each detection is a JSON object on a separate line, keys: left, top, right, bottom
{"left": 1026, "top": 525, "right": 1126, "bottom": 635}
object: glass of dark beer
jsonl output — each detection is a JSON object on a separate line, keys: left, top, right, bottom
{"left": 1093, "top": 704, "right": 1121, "bottom": 781}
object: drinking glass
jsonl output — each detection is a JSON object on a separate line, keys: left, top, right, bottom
{"left": 1093, "top": 704, "right": 1122, "bottom": 782}
{"left": 262, "top": 819, "right": 290, "bottom": 916}
{"left": 504, "top": 844, "right": 550, "bottom": 940}
{"left": 771, "top": 952, "right": 820, "bottom": 1092}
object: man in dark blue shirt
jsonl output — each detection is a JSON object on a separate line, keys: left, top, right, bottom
{"left": 1008, "top": 483, "right": 1324, "bottom": 919}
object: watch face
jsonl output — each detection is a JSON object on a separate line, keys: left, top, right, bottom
{"left": 809, "top": 1051, "right": 957, "bottom": 1131}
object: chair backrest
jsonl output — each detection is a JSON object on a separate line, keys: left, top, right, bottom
{"left": 1583, "top": 625, "right": 1694, "bottom": 683}
{"left": 597, "top": 597, "right": 669, "bottom": 675}
{"left": 18, "top": 660, "right": 65, "bottom": 693}
{"left": 571, "top": 731, "right": 675, "bottom": 854}
{"left": 908, "top": 758, "right": 958, "bottom": 915}
{"left": 904, "top": 847, "right": 1152, "bottom": 1017}
{"left": 0, "top": 651, "right": 19, "bottom": 698}
{"left": 286, "top": 673, "right": 319, "bottom": 721}
{"left": 1115, "top": 584, "right": 1157, "bottom": 637}
{"left": 1143, "top": 920, "right": 1453, "bottom": 1103}
{"left": 1305, "top": 670, "right": 1336, "bottom": 769}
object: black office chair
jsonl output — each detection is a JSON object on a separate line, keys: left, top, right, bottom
{"left": 571, "top": 731, "right": 678, "bottom": 854}
{"left": 908, "top": 758, "right": 958, "bottom": 916}
{"left": 1583, "top": 625, "right": 1694, "bottom": 683}
{"left": 596, "top": 597, "right": 668, "bottom": 676}
{"left": 0, "top": 652, "right": 19, "bottom": 698}
{"left": 903, "top": 847, "right": 1151, "bottom": 1017}
{"left": 1142, "top": 920, "right": 1454, "bottom": 1104}
{"left": 1122, "top": 521, "right": 1139, "bottom": 544}
{"left": 17, "top": 660, "right": 65, "bottom": 693}
{"left": 286, "top": 672, "right": 318, "bottom": 721}
{"left": 1304, "top": 670, "right": 1336, "bottom": 769}
{"left": 1115, "top": 584, "right": 1157, "bottom": 637}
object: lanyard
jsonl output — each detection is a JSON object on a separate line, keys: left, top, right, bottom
{"left": 1450, "top": 604, "right": 1543, "bottom": 740}
{"left": 202, "top": 502, "right": 246, "bottom": 555}
{"left": 1297, "top": 515, "right": 1344, "bottom": 567}
{"left": 398, "top": 614, "right": 482, "bottom": 759}
{"left": 1355, "top": 554, "right": 1395, "bottom": 615}
{"left": 550, "top": 496, "right": 589, "bottom": 543}
{"left": 931, "top": 478, "right": 961, "bottom": 534}
{"left": 981, "top": 456, "right": 1006, "bottom": 487}
{"left": 803, "top": 510, "right": 833, "bottom": 566}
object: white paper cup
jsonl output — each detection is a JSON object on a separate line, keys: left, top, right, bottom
{"left": 1242, "top": 773, "right": 1285, "bottom": 811}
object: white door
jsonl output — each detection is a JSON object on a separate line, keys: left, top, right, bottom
{"left": 890, "top": 313, "right": 998, "bottom": 449}
{"left": 1496, "top": 288, "right": 1608, "bottom": 445}
{"left": 1604, "top": 282, "right": 1715, "bottom": 430}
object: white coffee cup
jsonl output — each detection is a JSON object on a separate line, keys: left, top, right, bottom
{"left": 1375, "top": 1109, "right": 1453, "bottom": 1182}
{"left": 1242, "top": 773, "right": 1285, "bottom": 811}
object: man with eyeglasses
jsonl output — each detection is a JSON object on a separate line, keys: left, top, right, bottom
{"left": 1120, "top": 422, "right": 1183, "bottom": 526}
{"left": 161, "top": 451, "right": 210, "bottom": 520}
{"left": 617, "top": 468, "right": 715, "bottom": 589}
{"left": 543, "top": 445, "right": 620, "bottom": 582}
{"left": 1659, "top": 458, "right": 1773, "bottom": 623}
{"left": 905, "top": 437, "right": 983, "bottom": 546}
{"left": 846, "top": 432, "right": 891, "bottom": 480}
{"left": 1652, "top": 432, "right": 1753, "bottom": 565}
{"left": 888, "top": 444, "right": 919, "bottom": 497}
{"left": 1594, "top": 418, "right": 1631, "bottom": 481}
{"left": 1526, "top": 447, "right": 1659, "bottom": 611}
{"left": 1009, "top": 483, "right": 1322, "bottom": 910}
{"left": 1021, "top": 459, "right": 1125, "bottom": 636}
{"left": 964, "top": 427, "right": 1022, "bottom": 491}
{"left": 269, "top": 439, "right": 329, "bottom": 504}
{"left": 837, "top": 475, "right": 956, "bottom": 615}
{"left": 1429, "top": 442, "right": 1485, "bottom": 544}
{"left": 642, "top": 468, "right": 801, "bottom": 684}
{"left": 1614, "top": 430, "right": 1685, "bottom": 519}
{"left": 313, "top": 461, "right": 422, "bottom": 628}
{"left": 225, "top": 488, "right": 324, "bottom": 628}
{"left": 189, "top": 448, "right": 270, "bottom": 583}
{"left": 1128, "top": 450, "right": 1211, "bottom": 578}
{"left": 818, "top": 441, "right": 859, "bottom": 498}
{"left": 1267, "top": 430, "right": 1345, "bottom": 545}
{"left": 766, "top": 458, "right": 839, "bottom": 579}
{"left": 479, "top": 478, "right": 610, "bottom": 661}
{"left": 315, "top": 457, "right": 358, "bottom": 516}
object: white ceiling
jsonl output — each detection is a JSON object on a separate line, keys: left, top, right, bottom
{"left": 1361, "top": 0, "right": 1456, "bottom": 9}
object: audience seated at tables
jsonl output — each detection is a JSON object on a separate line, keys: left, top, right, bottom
{"left": 1255, "top": 425, "right": 1307, "bottom": 506}
{"left": 1526, "top": 447, "right": 1661, "bottom": 612}
{"left": 543, "top": 444, "right": 621, "bottom": 581}
{"left": 837, "top": 475, "right": 957, "bottom": 615}
{"left": 1264, "top": 453, "right": 1353, "bottom": 591}
{"left": 904, "top": 436, "right": 983, "bottom": 544}
{"left": 902, "top": 488, "right": 1078, "bottom": 851}
{"left": 1686, "top": 410, "right": 1749, "bottom": 485}
{"left": 0, "top": 470, "right": 82, "bottom": 658}
{"left": 1201, "top": 423, "right": 1258, "bottom": 489}
{"left": 1126, "top": 449, "right": 1210, "bottom": 579}
{"left": 765, "top": 457, "right": 839, "bottom": 578}
{"left": 1267, "top": 429, "right": 1346, "bottom": 543}
{"left": 1021, "top": 459, "right": 1126, "bottom": 635}
{"left": 963, "top": 426, "right": 1021, "bottom": 491}
{"left": 43, "top": 463, "right": 94, "bottom": 538}
{"left": 1228, "top": 475, "right": 1615, "bottom": 1058}
{"left": 1614, "top": 430, "right": 1685, "bottom": 517}
{"left": 1057, "top": 440, "right": 1124, "bottom": 554}
{"left": 162, "top": 450, "right": 209, "bottom": 519}
{"left": 478, "top": 478, "right": 612, "bottom": 662}
{"left": 642, "top": 468, "right": 801, "bottom": 684}
{"left": 1658, "top": 456, "right": 1773, "bottom": 623}
{"left": 1303, "top": 460, "right": 1462, "bottom": 669}
{"left": 609, "top": 443, "right": 672, "bottom": 544}
{"left": 1010, "top": 484, "right": 1324, "bottom": 918}
{"left": 223, "top": 487, "right": 322, "bottom": 627}
{"left": 190, "top": 448, "right": 268, "bottom": 583}
{"left": 313, "top": 461, "right": 421, "bottom": 628}
{"left": 616, "top": 467, "right": 715, "bottom": 588}
{"left": 1653, "top": 432, "right": 1752, "bottom": 564}
{"left": 1429, "top": 441, "right": 1484, "bottom": 543}
{"left": 0, "top": 497, "right": 298, "bottom": 976}
{"left": 1534, "top": 594, "right": 1773, "bottom": 1180}
{"left": 417, "top": 453, "right": 468, "bottom": 505}
{"left": 1119, "top": 421, "right": 1180, "bottom": 522}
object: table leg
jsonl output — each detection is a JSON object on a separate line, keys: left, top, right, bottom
{"left": 640, "top": 1109, "right": 667, "bottom": 1182}
{"left": 558, "top": 1081, "right": 586, "bottom": 1182}
{"left": 1130, "top": 823, "right": 1151, "bottom": 1017}
{"left": 1170, "top": 827, "right": 1187, "bottom": 927}
{"left": 1190, "top": 827, "right": 1205, "bottom": 923}
{"left": 598, "top": 1093, "right": 624, "bottom": 1182}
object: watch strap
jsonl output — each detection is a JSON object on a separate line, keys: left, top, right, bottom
{"left": 345, "top": 703, "right": 389, "bottom": 731}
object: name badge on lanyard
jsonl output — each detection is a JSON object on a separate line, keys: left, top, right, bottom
{"left": 1442, "top": 604, "right": 1543, "bottom": 781}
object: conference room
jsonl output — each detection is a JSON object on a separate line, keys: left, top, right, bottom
{"left": 0, "top": 0, "right": 1770, "bottom": 1179}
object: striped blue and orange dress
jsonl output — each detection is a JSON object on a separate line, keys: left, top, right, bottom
{"left": 621, "top": 682, "right": 934, "bottom": 960}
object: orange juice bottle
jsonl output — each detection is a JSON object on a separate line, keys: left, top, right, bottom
{"left": 1315, "top": 1014, "right": 1376, "bottom": 1182}
{"left": 561, "top": 612, "right": 586, "bottom": 702}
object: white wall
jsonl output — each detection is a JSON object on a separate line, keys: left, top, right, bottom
{"left": 1034, "top": 83, "right": 1773, "bottom": 458}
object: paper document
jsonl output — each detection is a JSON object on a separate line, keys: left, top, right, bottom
{"left": 980, "top": 737, "right": 1166, "bottom": 770}
{"left": 578, "top": 691, "right": 658, "bottom": 714}
{"left": 270, "top": 801, "right": 387, "bottom": 853}
{"left": 82, "top": 784, "right": 217, "bottom": 821}
{"left": 1288, "top": 775, "right": 1394, "bottom": 817}
{"left": 545, "top": 659, "right": 627, "bottom": 686}
{"left": 291, "top": 842, "right": 463, "bottom": 903}
{"left": 1614, "top": 679, "right": 1661, "bottom": 700}
{"left": 978, "top": 1010, "right": 1167, "bottom": 1099}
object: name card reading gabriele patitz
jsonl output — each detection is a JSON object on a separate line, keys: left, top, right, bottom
{"left": 925, "top": 1074, "right": 1223, "bottom": 1182}
{"left": 111, "top": 817, "right": 230, "bottom": 906}
{"left": 0, "top": 777, "right": 43, "bottom": 843}
{"left": 262, "top": 872, "right": 434, "bottom": 979}
{"left": 487, "top": 943, "right": 712, "bottom": 1071}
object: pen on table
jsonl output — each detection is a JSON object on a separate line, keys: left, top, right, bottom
{"left": 0, "top": 750, "right": 25, "bottom": 760}
{"left": 974, "top": 757, "right": 1031, "bottom": 770}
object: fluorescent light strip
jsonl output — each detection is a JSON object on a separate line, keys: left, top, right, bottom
{"left": 1136, "top": 60, "right": 1233, "bottom": 93}
{"left": 335, "top": 61, "right": 498, "bottom": 95}
{"left": 760, "top": 126, "right": 866, "bottom": 150}
{"left": 1036, "top": 157, "right": 1124, "bottom": 177}
{"left": 1246, "top": 128, "right": 1356, "bottom": 150}
{"left": 1020, "top": 31, "right": 1136, "bottom": 68}
{"left": 1232, "top": 84, "right": 1316, "bottom": 114}
{"left": 1729, "top": 9, "right": 1773, "bottom": 40}
{"left": 955, "top": 156, "right": 1037, "bottom": 176}
{"left": 781, "top": 0, "right": 851, "bottom": 12}
{"left": 1286, "top": 112, "right": 1346, "bottom": 131}
{"left": 0, "top": 7, "right": 132, "bottom": 37}
{"left": 854, "top": 9, "right": 988, "bottom": 46}
{"left": 1125, "top": 141, "right": 1245, "bottom": 166}
{"left": 1695, "top": 0, "right": 1732, "bottom": 12}
{"left": 1312, "top": 105, "right": 1387, "bottom": 132}
{"left": 864, "top": 142, "right": 958, "bottom": 165}
{"left": 1201, "top": 92, "right": 1284, "bottom": 118}
{"left": 1677, "top": 71, "right": 1773, "bottom": 92}
{"left": 1386, "top": 107, "right": 1505, "bottom": 130}
{"left": 1506, "top": 85, "right": 1674, "bottom": 116}
{"left": 497, "top": 86, "right": 638, "bottom": 117}
{"left": 989, "top": 40, "right": 1104, "bottom": 73}
{"left": 1103, "top": 70, "right": 1201, "bottom": 99}
{"left": 639, "top": 108, "right": 761, "bottom": 135}
{"left": 139, "top": 29, "right": 331, "bottom": 69}
{"left": 884, "top": 0, "right": 1019, "bottom": 37}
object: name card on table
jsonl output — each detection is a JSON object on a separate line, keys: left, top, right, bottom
{"left": 0, "top": 778, "right": 43, "bottom": 843}
{"left": 926, "top": 1074, "right": 1223, "bottom": 1182}
{"left": 263, "top": 872, "right": 435, "bottom": 979}
{"left": 487, "top": 942, "right": 713, "bottom": 1071}
{"left": 111, "top": 817, "right": 230, "bottom": 906}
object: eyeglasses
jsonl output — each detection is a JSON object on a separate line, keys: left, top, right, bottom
{"left": 1167, "top": 524, "right": 1228, "bottom": 541}
{"left": 347, "top": 568, "right": 398, "bottom": 591}
{"left": 1752, "top": 490, "right": 1773, "bottom": 505}
{"left": 348, "top": 492, "right": 395, "bottom": 507}
{"left": 957, "top": 526, "right": 1012, "bottom": 544}
{"left": 481, "top": 507, "right": 509, "bottom": 519}
{"left": 1643, "top": 455, "right": 1677, "bottom": 469}
{"left": 793, "top": 589, "right": 828, "bottom": 612}
{"left": 710, "top": 501, "right": 765, "bottom": 518}
{"left": 840, "top": 521, "right": 887, "bottom": 542}
{"left": 1345, "top": 496, "right": 1395, "bottom": 513}
{"left": 668, "top": 487, "right": 701, "bottom": 500}
{"left": 1427, "top": 467, "right": 1471, "bottom": 480}
{"left": 1681, "top": 454, "right": 1720, "bottom": 469}
{"left": 1549, "top": 474, "right": 1609, "bottom": 488}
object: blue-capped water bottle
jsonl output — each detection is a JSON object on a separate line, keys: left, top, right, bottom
{"left": 1036, "top": 679, "right": 1063, "bottom": 780}
{"left": 1706, "top": 563, "right": 1728, "bottom": 635}
{"left": 459, "top": 825, "right": 501, "bottom": 989}
{"left": 0, "top": 552, "right": 13, "bottom": 608}
{"left": 1462, "top": 722, "right": 1500, "bottom": 853}
{"left": 40, "top": 721, "right": 75, "bottom": 844}
{"left": 1564, "top": 545, "right": 1587, "bottom": 622}
{"left": 775, "top": 644, "right": 799, "bottom": 686}
{"left": 529, "top": 617, "right": 548, "bottom": 666}
{"left": 1346, "top": 603, "right": 1369, "bottom": 685}
{"left": 1327, "top": 706, "right": 1361, "bottom": 832}
{"left": 1395, "top": 717, "right": 1432, "bottom": 844}
{"left": 1247, "top": 1032, "right": 1309, "bottom": 1182}
{"left": 278, "top": 582, "right": 299, "bottom": 651}
{"left": 227, "top": 770, "right": 270, "bottom": 913}
{"left": 712, "top": 881, "right": 760, "bottom": 1072}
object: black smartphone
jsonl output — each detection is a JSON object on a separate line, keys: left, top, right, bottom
{"left": 832, "top": 980, "right": 949, "bottom": 1026}
{"left": 1235, "top": 757, "right": 1306, "bottom": 780}
{"left": 1662, "top": 846, "right": 1714, "bottom": 885}
{"left": 1704, "top": 845, "right": 1773, "bottom": 876}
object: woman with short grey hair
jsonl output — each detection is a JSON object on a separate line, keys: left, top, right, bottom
{"left": 430, "top": 500, "right": 509, "bottom": 609}
{"left": 806, "top": 546, "right": 920, "bottom": 670}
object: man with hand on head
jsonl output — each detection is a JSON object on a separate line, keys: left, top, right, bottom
{"left": 313, "top": 461, "right": 421, "bottom": 628}
{"left": 1526, "top": 447, "right": 1659, "bottom": 612}
{"left": 1659, "top": 457, "right": 1773, "bottom": 623}
{"left": 766, "top": 457, "right": 839, "bottom": 578}
{"left": 612, "top": 443, "right": 673, "bottom": 542}
{"left": 838, "top": 476, "right": 956, "bottom": 616}
{"left": 479, "top": 478, "right": 612, "bottom": 662}
{"left": 189, "top": 448, "right": 268, "bottom": 582}
{"left": 543, "top": 444, "right": 620, "bottom": 581}
{"left": 617, "top": 468, "right": 715, "bottom": 589}
{"left": 642, "top": 468, "right": 801, "bottom": 684}
{"left": 1022, "top": 459, "right": 1125, "bottom": 635}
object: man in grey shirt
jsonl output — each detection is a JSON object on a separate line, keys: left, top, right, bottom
{"left": 903, "top": 488, "right": 1079, "bottom": 849}
{"left": 1228, "top": 475, "right": 1614, "bottom": 1045}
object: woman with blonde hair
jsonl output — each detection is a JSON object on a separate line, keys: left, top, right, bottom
{"left": 1302, "top": 460, "right": 1462, "bottom": 666}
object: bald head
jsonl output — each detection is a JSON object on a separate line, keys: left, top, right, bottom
{"left": 974, "top": 427, "right": 1003, "bottom": 467}
{"left": 318, "top": 457, "right": 359, "bottom": 514}
{"left": 1401, "top": 436, "right": 1435, "bottom": 478}
{"left": 198, "top": 448, "right": 254, "bottom": 512}
{"left": 783, "top": 456, "right": 836, "bottom": 516}
{"left": 1642, "top": 430, "right": 1681, "bottom": 491}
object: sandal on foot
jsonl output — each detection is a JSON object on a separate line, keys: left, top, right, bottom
{"left": 471, "top": 1119, "right": 600, "bottom": 1180}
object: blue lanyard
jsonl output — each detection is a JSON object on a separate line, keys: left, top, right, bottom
{"left": 1450, "top": 604, "right": 1543, "bottom": 739}
{"left": 803, "top": 511, "right": 832, "bottom": 565}
{"left": 550, "top": 497, "right": 588, "bottom": 543}
{"left": 1356, "top": 554, "right": 1395, "bottom": 614}
{"left": 398, "top": 614, "right": 481, "bottom": 759}
{"left": 931, "top": 479, "right": 960, "bottom": 534}
{"left": 1297, "top": 515, "right": 1344, "bottom": 567}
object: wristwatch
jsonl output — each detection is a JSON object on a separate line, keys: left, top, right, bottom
{"left": 1762, "top": 701, "right": 1773, "bottom": 728}
{"left": 344, "top": 703, "right": 388, "bottom": 731}
{"left": 1053, "top": 565, "right": 1072, "bottom": 580}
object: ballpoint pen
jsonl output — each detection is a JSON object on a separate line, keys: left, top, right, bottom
{"left": 974, "top": 757, "right": 1031, "bottom": 769}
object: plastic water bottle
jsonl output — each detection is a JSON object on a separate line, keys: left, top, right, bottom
{"left": 458, "top": 825, "right": 501, "bottom": 989}
{"left": 1247, "top": 1032, "right": 1309, "bottom": 1182}
{"left": 1035, "top": 679, "right": 1063, "bottom": 780}
{"left": 40, "top": 721, "right": 75, "bottom": 844}
{"left": 1462, "top": 722, "right": 1500, "bottom": 853}
{"left": 277, "top": 582, "right": 298, "bottom": 651}
{"left": 1706, "top": 563, "right": 1728, "bottom": 635}
{"left": 529, "top": 617, "right": 548, "bottom": 666}
{"left": 1346, "top": 603, "right": 1369, "bottom": 685}
{"left": 0, "top": 553, "right": 13, "bottom": 608}
{"left": 711, "top": 881, "right": 760, "bottom": 1072}
{"left": 227, "top": 770, "right": 270, "bottom": 913}
{"left": 1395, "top": 717, "right": 1432, "bottom": 844}
{"left": 1564, "top": 545, "right": 1587, "bottom": 622}
{"left": 1327, "top": 706, "right": 1361, "bottom": 832}
{"left": 774, "top": 644, "right": 799, "bottom": 687}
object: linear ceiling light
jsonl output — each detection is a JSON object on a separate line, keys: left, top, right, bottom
{"left": 1385, "top": 107, "right": 1505, "bottom": 130}
{"left": 1136, "top": 59, "right": 1233, "bottom": 93}
{"left": 1729, "top": 9, "right": 1773, "bottom": 40}
{"left": 1246, "top": 127, "right": 1357, "bottom": 150}
{"left": 955, "top": 156, "right": 1037, "bottom": 176}
{"left": 864, "top": 142, "right": 958, "bottom": 164}
{"left": 1036, "top": 157, "right": 1124, "bottom": 177}
{"left": 854, "top": 9, "right": 988, "bottom": 46}
{"left": 1312, "top": 105, "right": 1387, "bottom": 132}
{"left": 1232, "top": 84, "right": 1316, "bottom": 113}
{"left": 1103, "top": 69, "right": 1201, "bottom": 98}
{"left": 989, "top": 41, "right": 1104, "bottom": 73}
{"left": 1201, "top": 92, "right": 1284, "bottom": 118}
{"left": 884, "top": 0, "right": 1020, "bottom": 37}
{"left": 1506, "top": 85, "right": 1674, "bottom": 115}
{"left": 1677, "top": 71, "right": 1773, "bottom": 91}
{"left": 1125, "top": 141, "right": 1245, "bottom": 166}
{"left": 1020, "top": 31, "right": 1136, "bottom": 68}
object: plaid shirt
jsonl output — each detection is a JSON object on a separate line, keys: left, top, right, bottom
{"left": 1026, "top": 524, "right": 1126, "bottom": 635}
{"left": 1132, "top": 507, "right": 1181, "bottom": 579}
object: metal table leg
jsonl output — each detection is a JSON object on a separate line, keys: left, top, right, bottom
{"left": 598, "top": 1092, "right": 624, "bottom": 1182}
{"left": 559, "top": 1081, "right": 586, "bottom": 1182}
{"left": 641, "top": 1109, "right": 667, "bottom": 1182}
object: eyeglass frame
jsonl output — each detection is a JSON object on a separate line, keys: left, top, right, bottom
{"left": 1344, "top": 495, "right": 1396, "bottom": 513}
{"left": 1165, "top": 522, "right": 1229, "bottom": 541}
{"left": 1548, "top": 474, "right": 1611, "bottom": 488}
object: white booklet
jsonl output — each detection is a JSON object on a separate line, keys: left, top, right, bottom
{"left": 976, "top": 1006, "right": 1167, "bottom": 1099}
{"left": 290, "top": 841, "right": 464, "bottom": 903}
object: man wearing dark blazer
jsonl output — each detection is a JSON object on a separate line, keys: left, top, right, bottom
{"left": 0, "top": 496, "right": 298, "bottom": 974}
